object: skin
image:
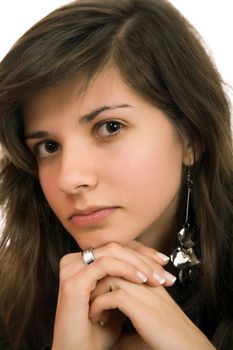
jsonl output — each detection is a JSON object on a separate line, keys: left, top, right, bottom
{"left": 24, "top": 66, "right": 215, "bottom": 350}
{"left": 24, "top": 66, "right": 191, "bottom": 251}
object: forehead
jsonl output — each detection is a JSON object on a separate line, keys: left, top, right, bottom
{"left": 22, "top": 66, "right": 184, "bottom": 150}
{"left": 22, "top": 66, "right": 158, "bottom": 132}
{"left": 24, "top": 68, "right": 131, "bottom": 112}
{"left": 22, "top": 65, "right": 183, "bottom": 147}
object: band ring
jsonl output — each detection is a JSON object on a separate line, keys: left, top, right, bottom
{"left": 82, "top": 248, "right": 95, "bottom": 265}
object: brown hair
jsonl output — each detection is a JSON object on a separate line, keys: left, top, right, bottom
{"left": 0, "top": 0, "right": 232, "bottom": 348}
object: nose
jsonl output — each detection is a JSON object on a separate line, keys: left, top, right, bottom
{"left": 57, "top": 143, "right": 99, "bottom": 194}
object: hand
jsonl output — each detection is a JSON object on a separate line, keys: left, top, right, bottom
{"left": 51, "top": 241, "right": 175, "bottom": 350}
{"left": 89, "top": 273, "right": 217, "bottom": 350}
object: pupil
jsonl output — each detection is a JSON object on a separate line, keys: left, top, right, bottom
{"left": 107, "top": 122, "right": 119, "bottom": 133}
{"left": 45, "top": 142, "right": 57, "bottom": 153}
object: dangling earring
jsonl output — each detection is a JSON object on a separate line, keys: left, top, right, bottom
{"left": 170, "top": 166, "right": 201, "bottom": 285}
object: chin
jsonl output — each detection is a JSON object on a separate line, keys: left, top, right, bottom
{"left": 75, "top": 235, "right": 130, "bottom": 251}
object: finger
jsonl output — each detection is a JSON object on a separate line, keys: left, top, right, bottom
{"left": 90, "top": 276, "right": 111, "bottom": 304}
{"left": 59, "top": 242, "right": 176, "bottom": 288}
{"left": 89, "top": 287, "right": 170, "bottom": 349}
{"left": 56, "top": 258, "right": 149, "bottom": 333}
{"left": 90, "top": 275, "right": 148, "bottom": 305}
{"left": 89, "top": 286, "right": 150, "bottom": 324}
{"left": 59, "top": 244, "right": 151, "bottom": 281}
{"left": 95, "top": 242, "right": 174, "bottom": 287}
{"left": 59, "top": 252, "right": 87, "bottom": 281}
{"left": 90, "top": 279, "right": 212, "bottom": 350}
{"left": 63, "top": 257, "right": 149, "bottom": 296}
{"left": 89, "top": 277, "right": 174, "bottom": 323}
{"left": 59, "top": 252, "right": 82, "bottom": 268}
{"left": 126, "top": 240, "right": 170, "bottom": 265}
{"left": 96, "top": 309, "right": 111, "bottom": 326}
{"left": 125, "top": 248, "right": 176, "bottom": 287}
{"left": 90, "top": 276, "right": 173, "bottom": 312}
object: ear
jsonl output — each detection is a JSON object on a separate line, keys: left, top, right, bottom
{"left": 182, "top": 140, "right": 195, "bottom": 166}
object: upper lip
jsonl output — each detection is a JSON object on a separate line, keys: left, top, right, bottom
{"left": 69, "top": 206, "right": 118, "bottom": 217}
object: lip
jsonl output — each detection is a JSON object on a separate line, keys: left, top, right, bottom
{"left": 70, "top": 207, "right": 118, "bottom": 228}
{"left": 69, "top": 206, "right": 118, "bottom": 216}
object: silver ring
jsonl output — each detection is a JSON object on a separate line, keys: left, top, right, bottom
{"left": 82, "top": 248, "right": 95, "bottom": 265}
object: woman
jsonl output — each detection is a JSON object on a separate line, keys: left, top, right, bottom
{"left": 0, "top": 0, "right": 232, "bottom": 349}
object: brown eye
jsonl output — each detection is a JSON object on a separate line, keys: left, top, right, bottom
{"left": 95, "top": 121, "right": 125, "bottom": 138}
{"left": 35, "top": 141, "right": 60, "bottom": 158}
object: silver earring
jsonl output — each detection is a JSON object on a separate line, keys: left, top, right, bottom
{"left": 170, "top": 166, "right": 201, "bottom": 285}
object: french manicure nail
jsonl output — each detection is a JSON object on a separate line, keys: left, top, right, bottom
{"left": 164, "top": 271, "right": 177, "bottom": 284}
{"left": 136, "top": 271, "right": 147, "bottom": 283}
{"left": 155, "top": 251, "right": 170, "bottom": 262}
{"left": 153, "top": 272, "right": 165, "bottom": 284}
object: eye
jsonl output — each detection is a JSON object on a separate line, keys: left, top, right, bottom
{"left": 95, "top": 120, "right": 126, "bottom": 139}
{"left": 34, "top": 140, "right": 60, "bottom": 158}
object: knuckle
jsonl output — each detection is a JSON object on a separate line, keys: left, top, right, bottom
{"left": 59, "top": 253, "right": 78, "bottom": 268}
{"left": 60, "top": 277, "right": 76, "bottom": 296}
{"left": 142, "top": 266, "right": 153, "bottom": 279}
{"left": 95, "top": 256, "right": 107, "bottom": 269}
{"left": 59, "top": 255, "right": 69, "bottom": 268}
{"left": 139, "top": 259, "right": 153, "bottom": 273}
{"left": 106, "top": 241, "right": 119, "bottom": 254}
{"left": 60, "top": 273, "right": 86, "bottom": 296}
{"left": 156, "top": 265, "right": 166, "bottom": 275}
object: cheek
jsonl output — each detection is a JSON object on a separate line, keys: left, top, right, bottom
{"left": 110, "top": 136, "right": 184, "bottom": 210}
{"left": 39, "top": 168, "right": 60, "bottom": 211}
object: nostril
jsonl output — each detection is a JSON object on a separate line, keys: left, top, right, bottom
{"left": 58, "top": 171, "right": 98, "bottom": 194}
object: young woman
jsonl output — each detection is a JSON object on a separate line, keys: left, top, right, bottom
{"left": 0, "top": 0, "right": 232, "bottom": 349}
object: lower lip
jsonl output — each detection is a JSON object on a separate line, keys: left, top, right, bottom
{"left": 71, "top": 207, "right": 118, "bottom": 227}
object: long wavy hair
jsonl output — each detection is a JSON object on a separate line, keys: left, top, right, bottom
{"left": 0, "top": 0, "right": 232, "bottom": 348}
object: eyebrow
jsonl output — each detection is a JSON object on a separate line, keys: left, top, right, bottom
{"left": 24, "top": 103, "right": 132, "bottom": 140}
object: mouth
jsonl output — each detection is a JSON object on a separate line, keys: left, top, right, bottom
{"left": 69, "top": 207, "right": 119, "bottom": 228}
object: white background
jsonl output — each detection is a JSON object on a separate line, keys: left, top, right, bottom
{"left": 0, "top": 0, "right": 232, "bottom": 107}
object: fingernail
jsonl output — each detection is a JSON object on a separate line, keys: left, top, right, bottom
{"left": 153, "top": 272, "right": 165, "bottom": 284}
{"left": 164, "top": 271, "right": 177, "bottom": 284}
{"left": 155, "top": 252, "right": 170, "bottom": 262}
{"left": 136, "top": 271, "right": 147, "bottom": 283}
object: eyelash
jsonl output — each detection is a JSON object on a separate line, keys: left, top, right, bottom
{"left": 94, "top": 120, "right": 126, "bottom": 139}
{"left": 32, "top": 120, "right": 126, "bottom": 158}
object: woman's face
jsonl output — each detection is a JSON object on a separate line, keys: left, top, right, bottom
{"left": 24, "top": 67, "right": 192, "bottom": 251}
